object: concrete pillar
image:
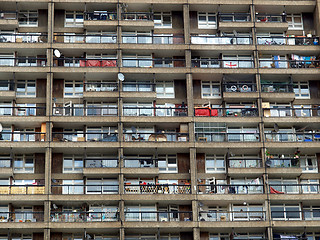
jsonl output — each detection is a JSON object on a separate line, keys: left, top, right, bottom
{"left": 193, "top": 227, "right": 200, "bottom": 240}
{"left": 186, "top": 73, "right": 194, "bottom": 117}
{"left": 45, "top": 147, "right": 52, "bottom": 195}
{"left": 44, "top": 228, "right": 50, "bottom": 240}
{"left": 183, "top": 4, "right": 190, "bottom": 44}
{"left": 190, "top": 148, "right": 197, "bottom": 194}
{"left": 185, "top": 49, "right": 191, "bottom": 69}
{"left": 44, "top": 200, "right": 50, "bottom": 223}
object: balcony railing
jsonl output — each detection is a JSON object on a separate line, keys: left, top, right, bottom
{"left": 51, "top": 211, "right": 119, "bottom": 222}
{"left": 263, "top": 108, "right": 320, "bottom": 117}
{"left": 121, "top": 12, "right": 153, "bottom": 21}
{"left": 229, "top": 158, "right": 263, "bottom": 168}
{"left": 123, "top": 157, "right": 156, "bottom": 168}
{"left": 0, "top": 106, "right": 46, "bottom": 116}
{"left": 124, "top": 211, "right": 192, "bottom": 222}
{"left": 192, "top": 59, "right": 254, "bottom": 68}
{"left": 269, "top": 184, "right": 320, "bottom": 194}
{"left": 0, "top": 212, "right": 44, "bottom": 222}
{"left": 52, "top": 184, "right": 119, "bottom": 194}
{"left": 0, "top": 158, "right": 11, "bottom": 168}
{"left": 85, "top": 158, "right": 118, "bottom": 168}
{"left": 271, "top": 210, "right": 320, "bottom": 221}
{"left": 261, "top": 83, "right": 294, "bottom": 93}
{"left": 218, "top": 13, "right": 251, "bottom": 22}
{"left": 54, "top": 33, "right": 117, "bottom": 44}
{"left": 255, "top": 14, "right": 286, "bottom": 23}
{"left": 259, "top": 59, "right": 320, "bottom": 69}
{"left": 84, "top": 82, "right": 118, "bottom": 92}
{"left": 191, "top": 35, "right": 252, "bottom": 45}
{"left": 194, "top": 108, "right": 258, "bottom": 117}
{"left": 53, "top": 106, "right": 118, "bottom": 117}
{"left": 199, "top": 211, "right": 266, "bottom": 221}
{"left": 266, "top": 158, "right": 300, "bottom": 168}
{"left": 123, "top": 107, "right": 187, "bottom": 117}
{"left": 198, "top": 184, "right": 264, "bottom": 194}
{"left": 122, "top": 34, "right": 184, "bottom": 44}
{"left": 223, "top": 82, "right": 256, "bottom": 92}
{"left": 122, "top": 58, "right": 185, "bottom": 68}
{"left": 124, "top": 184, "right": 191, "bottom": 194}
{"left": 0, "top": 57, "right": 47, "bottom": 67}
{"left": 57, "top": 58, "right": 117, "bottom": 68}
{"left": 0, "top": 33, "right": 47, "bottom": 43}
{"left": 0, "top": 185, "right": 45, "bottom": 194}
{"left": 0, "top": 132, "right": 45, "bottom": 142}
{"left": 195, "top": 133, "right": 260, "bottom": 142}
{"left": 122, "top": 82, "right": 155, "bottom": 92}
{"left": 264, "top": 132, "right": 320, "bottom": 142}
{"left": 124, "top": 132, "right": 189, "bottom": 142}
{"left": 257, "top": 36, "right": 319, "bottom": 46}
{"left": 0, "top": 11, "right": 17, "bottom": 20}
{"left": 52, "top": 132, "right": 118, "bottom": 142}
{"left": 85, "top": 11, "right": 117, "bottom": 21}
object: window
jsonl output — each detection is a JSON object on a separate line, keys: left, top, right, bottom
{"left": 15, "top": 103, "right": 37, "bottom": 116}
{"left": 122, "top": 31, "right": 152, "bottom": 44}
{"left": 209, "top": 233, "right": 230, "bottom": 240}
{"left": 300, "top": 156, "right": 318, "bottom": 172}
{"left": 304, "top": 206, "right": 320, "bottom": 220}
{"left": 86, "top": 126, "right": 117, "bottom": 142}
{"left": 0, "top": 54, "right": 14, "bottom": 66}
{"left": 13, "top": 154, "right": 34, "bottom": 173}
{"left": 202, "top": 81, "right": 221, "bottom": 98}
{"left": 293, "top": 81, "right": 310, "bottom": 99}
{"left": 259, "top": 55, "right": 287, "bottom": 69}
{"left": 87, "top": 102, "right": 117, "bottom": 116}
{"left": 156, "top": 81, "right": 174, "bottom": 98}
{"left": 223, "top": 55, "right": 253, "bottom": 68}
{"left": 17, "top": 56, "right": 37, "bottom": 67}
{"left": 0, "top": 205, "right": 9, "bottom": 222}
{"left": 85, "top": 154, "right": 118, "bottom": 168}
{"left": 0, "top": 102, "right": 12, "bottom": 116}
{"left": 269, "top": 179, "right": 299, "bottom": 193}
{"left": 227, "top": 127, "right": 259, "bottom": 142}
{"left": 18, "top": 11, "right": 38, "bottom": 27}
{"left": 16, "top": 80, "right": 36, "bottom": 97}
{"left": 62, "top": 180, "right": 84, "bottom": 194}
{"left": 158, "top": 155, "right": 177, "bottom": 173}
{"left": 271, "top": 204, "right": 301, "bottom": 220}
{"left": 123, "top": 102, "right": 153, "bottom": 116}
{"left": 232, "top": 205, "right": 264, "bottom": 221}
{"left": 256, "top": 32, "right": 285, "bottom": 45}
{"left": 205, "top": 155, "right": 225, "bottom": 173}
{"left": 64, "top": 80, "right": 83, "bottom": 97}
{"left": 198, "top": 12, "right": 217, "bottom": 29}
{"left": 154, "top": 12, "right": 172, "bottom": 28}
{"left": 122, "top": 55, "right": 152, "bottom": 68}
{"left": 301, "top": 180, "right": 319, "bottom": 194}
{"left": 125, "top": 205, "right": 157, "bottom": 221}
{"left": 14, "top": 206, "right": 33, "bottom": 222}
{"left": 88, "top": 205, "right": 118, "bottom": 222}
{"left": 63, "top": 33, "right": 84, "bottom": 43}
{"left": 86, "top": 178, "right": 118, "bottom": 194}
{"left": 0, "top": 155, "right": 11, "bottom": 168}
{"left": 86, "top": 31, "right": 117, "bottom": 43}
{"left": 230, "top": 178, "right": 263, "bottom": 194}
{"left": 123, "top": 81, "right": 153, "bottom": 92}
{"left": 287, "top": 14, "right": 303, "bottom": 30}
{"left": 65, "top": 11, "right": 84, "bottom": 27}
{"left": 63, "top": 155, "right": 83, "bottom": 173}
{"left": 13, "top": 128, "right": 35, "bottom": 142}
{"left": 62, "top": 234, "right": 83, "bottom": 240}
{"left": 294, "top": 104, "right": 311, "bottom": 117}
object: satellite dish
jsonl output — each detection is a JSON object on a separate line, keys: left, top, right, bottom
{"left": 0, "top": 123, "right": 2, "bottom": 132}
{"left": 54, "top": 49, "right": 61, "bottom": 58}
{"left": 118, "top": 72, "right": 125, "bottom": 81}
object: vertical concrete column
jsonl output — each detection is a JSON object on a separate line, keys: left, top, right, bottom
{"left": 192, "top": 200, "right": 198, "bottom": 223}
{"left": 186, "top": 73, "right": 194, "bottom": 117}
{"left": 44, "top": 228, "right": 50, "bottom": 240}
{"left": 193, "top": 227, "right": 200, "bottom": 240}
{"left": 267, "top": 227, "right": 273, "bottom": 240}
{"left": 183, "top": 4, "right": 190, "bottom": 44}
{"left": 120, "top": 228, "right": 125, "bottom": 240}
{"left": 47, "top": 2, "right": 54, "bottom": 44}
{"left": 45, "top": 147, "right": 52, "bottom": 195}
{"left": 185, "top": 49, "right": 191, "bottom": 69}
{"left": 44, "top": 200, "right": 50, "bottom": 223}
{"left": 46, "top": 67, "right": 53, "bottom": 117}
{"left": 118, "top": 25, "right": 122, "bottom": 44}
{"left": 315, "top": 1, "right": 320, "bottom": 35}
{"left": 119, "top": 200, "right": 125, "bottom": 227}
{"left": 190, "top": 148, "right": 197, "bottom": 195}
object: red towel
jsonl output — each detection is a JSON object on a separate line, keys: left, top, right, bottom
{"left": 270, "top": 187, "right": 284, "bottom": 194}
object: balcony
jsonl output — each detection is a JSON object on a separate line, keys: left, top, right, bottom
{"left": 0, "top": 11, "right": 18, "bottom": 28}
{"left": 54, "top": 33, "right": 117, "bottom": 44}
{"left": 0, "top": 33, "right": 47, "bottom": 43}
{"left": 0, "top": 185, "right": 45, "bottom": 194}
{"left": 123, "top": 132, "right": 188, "bottom": 142}
{"left": 0, "top": 211, "right": 44, "bottom": 222}
{"left": 0, "top": 106, "right": 46, "bottom": 116}
{"left": 199, "top": 210, "right": 266, "bottom": 221}
{"left": 257, "top": 36, "right": 319, "bottom": 46}
{"left": 218, "top": 13, "right": 253, "bottom": 31}
{"left": 191, "top": 35, "right": 252, "bottom": 45}
{"left": 192, "top": 59, "right": 254, "bottom": 69}
{"left": 52, "top": 184, "right": 119, "bottom": 194}
{"left": 0, "top": 132, "right": 46, "bottom": 142}
{"left": 255, "top": 14, "right": 288, "bottom": 31}
{"left": 269, "top": 184, "right": 320, "bottom": 194}
{"left": 85, "top": 81, "right": 118, "bottom": 92}
{"left": 194, "top": 107, "right": 258, "bottom": 117}
{"left": 124, "top": 184, "right": 191, "bottom": 194}
{"left": 56, "top": 58, "right": 117, "bottom": 68}
{"left": 195, "top": 133, "right": 260, "bottom": 142}
{"left": 124, "top": 211, "right": 192, "bottom": 222}
{"left": 259, "top": 59, "right": 320, "bottom": 69}
{"left": 51, "top": 211, "right": 119, "bottom": 222}
{"left": 263, "top": 107, "right": 320, "bottom": 117}
{"left": 52, "top": 106, "right": 118, "bottom": 117}
{"left": 85, "top": 158, "right": 118, "bottom": 168}
{"left": 261, "top": 83, "right": 295, "bottom": 101}
{"left": 121, "top": 12, "right": 154, "bottom": 29}
{"left": 122, "top": 34, "right": 184, "bottom": 44}
{"left": 228, "top": 158, "right": 263, "bottom": 177}
{"left": 198, "top": 184, "right": 264, "bottom": 194}
{"left": 264, "top": 132, "right": 320, "bottom": 142}
{"left": 229, "top": 158, "right": 263, "bottom": 168}
{"left": 84, "top": 11, "right": 117, "bottom": 30}
{"left": 123, "top": 106, "right": 187, "bottom": 117}
{"left": 271, "top": 210, "right": 320, "bottom": 221}
{"left": 122, "top": 58, "right": 185, "bottom": 68}
{"left": 0, "top": 57, "right": 47, "bottom": 67}
{"left": 52, "top": 132, "right": 118, "bottom": 142}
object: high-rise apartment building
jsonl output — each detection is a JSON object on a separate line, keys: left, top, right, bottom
{"left": 0, "top": 0, "right": 320, "bottom": 239}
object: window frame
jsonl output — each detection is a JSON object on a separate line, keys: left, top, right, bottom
{"left": 63, "top": 155, "right": 83, "bottom": 173}
{"left": 154, "top": 12, "right": 172, "bottom": 28}
{"left": 293, "top": 81, "right": 310, "bottom": 99}
{"left": 201, "top": 81, "right": 221, "bottom": 98}
{"left": 16, "top": 80, "right": 36, "bottom": 97}
{"left": 205, "top": 155, "right": 225, "bottom": 173}
{"left": 13, "top": 154, "right": 34, "bottom": 173}
{"left": 65, "top": 11, "right": 84, "bottom": 27}
{"left": 156, "top": 81, "right": 175, "bottom": 98}
{"left": 64, "top": 80, "right": 83, "bottom": 97}
{"left": 18, "top": 10, "right": 38, "bottom": 27}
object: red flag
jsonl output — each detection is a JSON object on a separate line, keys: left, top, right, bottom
{"left": 270, "top": 187, "right": 284, "bottom": 194}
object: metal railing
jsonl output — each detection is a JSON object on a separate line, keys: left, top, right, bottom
{"left": 51, "top": 211, "right": 119, "bottom": 222}
{"left": 84, "top": 82, "right": 118, "bottom": 92}
{"left": 199, "top": 211, "right": 266, "bottom": 221}
{"left": 271, "top": 210, "right": 305, "bottom": 221}
{"left": 255, "top": 14, "right": 286, "bottom": 23}
{"left": 257, "top": 36, "right": 319, "bottom": 46}
{"left": 123, "top": 107, "right": 187, "bottom": 117}
{"left": 0, "top": 132, "right": 46, "bottom": 142}
{"left": 0, "top": 185, "right": 45, "bottom": 194}
{"left": 198, "top": 184, "right": 264, "bottom": 194}
{"left": 266, "top": 158, "right": 300, "bottom": 168}
{"left": 195, "top": 133, "right": 260, "bottom": 142}
{"left": 0, "top": 106, "right": 46, "bottom": 116}
{"left": 122, "top": 82, "right": 155, "bottom": 92}
{"left": 229, "top": 158, "right": 263, "bottom": 168}
{"left": 124, "top": 211, "right": 192, "bottom": 222}
{"left": 191, "top": 35, "right": 252, "bottom": 45}
{"left": 218, "top": 13, "right": 251, "bottom": 22}
{"left": 52, "top": 132, "right": 118, "bottom": 142}
{"left": 124, "top": 184, "right": 191, "bottom": 194}
{"left": 0, "top": 57, "right": 47, "bottom": 67}
{"left": 264, "top": 132, "right": 320, "bottom": 142}
{"left": 52, "top": 106, "right": 118, "bottom": 117}
{"left": 0, "top": 212, "right": 44, "bottom": 222}
{"left": 123, "top": 132, "right": 189, "bottom": 142}
{"left": 123, "top": 157, "right": 156, "bottom": 168}
{"left": 0, "top": 33, "right": 47, "bottom": 43}
{"left": 263, "top": 108, "right": 320, "bottom": 117}
{"left": 52, "top": 184, "right": 119, "bottom": 194}
{"left": 121, "top": 12, "right": 153, "bottom": 21}
{"left": 85, "top": 158, "right": 118, "bottom": 168}
{"left": 260, "top": 83, "right": 294, "bottom": 93}
{"left": 122, "top": 34, "right": 184, "bottom": 44}
{"left": 192, "top": 59, "right": 254, "bottom": 68}
{"left": 85, "top": 11, "right": 117, "bottom": 21}
{"left": 194, "top": 108, "right": 258, "bottom": 117}
{"left": 223, "top": 83, "right": 256, "bottom": 92}
{"left": 122, "top": 58, "right": 185, "bottom": 68}
{"left": 54, "top": 33, "right": 117, "bottom": 44}
{"left": 269, "top": 184, "right": 320, "bottom": 194}
{"left": 259, "top": 59, "right": 320, "bottom": 68}
{"left": 0, "top": 11, "right": 17, "bottom": 20}
{"left": 56, "top": 58, "right": 117, "bottom": 67}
